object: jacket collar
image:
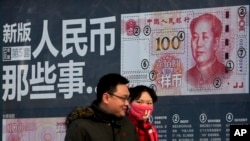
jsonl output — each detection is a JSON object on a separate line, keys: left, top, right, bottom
{"left": 91, "top": 100, "right": 122, "bottom": 126}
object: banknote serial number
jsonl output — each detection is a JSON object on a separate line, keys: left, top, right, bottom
{"left": 125, "top": 74, "right": 148, "bottom": 80}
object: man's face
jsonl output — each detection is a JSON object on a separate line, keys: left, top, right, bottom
{"left": 107, "top": 84, "right": 130, "bottom": 117}
{"left": 191, "top": 19, "right": 218, "bottom": 66}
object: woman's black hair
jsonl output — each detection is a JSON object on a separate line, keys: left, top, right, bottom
{"left": 129, "top": 85, "right": 158, "bottom": 103}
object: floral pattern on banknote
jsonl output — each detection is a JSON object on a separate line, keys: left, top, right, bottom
{"left": 2, "top": 117, "right": 66, "bottom": 141}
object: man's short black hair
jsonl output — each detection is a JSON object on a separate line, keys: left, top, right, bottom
{"left": 96, "top": 73, "right": 129, "bottom": 103}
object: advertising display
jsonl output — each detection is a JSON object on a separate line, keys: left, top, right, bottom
{"left": 1, "top": 0, "right": 249, "bottom": 140}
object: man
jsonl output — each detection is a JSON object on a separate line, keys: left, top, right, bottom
{"left": 187, "top": 13, "right": 228, "bottom": 88}
{"left": 64, "top": 73, "right": 139, "bottom": 141}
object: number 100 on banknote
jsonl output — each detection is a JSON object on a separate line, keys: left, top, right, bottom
{"left": 121, "top": 5, "right": 249, "bottom": 95}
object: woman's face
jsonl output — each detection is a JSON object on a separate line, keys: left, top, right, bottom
{"left": 132, "top": 91, "right": 153, "bottom": 106}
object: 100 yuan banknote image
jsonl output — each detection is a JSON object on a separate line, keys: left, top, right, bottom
{"left": 2, "top": 117, "right": 66, "bottom": 141}
{"left": 121, "top": 5, "right": 249, "bottom": 95}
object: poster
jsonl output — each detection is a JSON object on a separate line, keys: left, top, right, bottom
{"left": 1, "top": 0, "right": 249, "bottom": 140}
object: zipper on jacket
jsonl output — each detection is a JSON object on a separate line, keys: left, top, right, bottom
{"left": 111, "top": 120, "right": 116, "bottom": 141}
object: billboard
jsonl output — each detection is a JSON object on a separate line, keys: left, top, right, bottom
{"left": 1, "top": 0, "right": 249, "bottom": 140}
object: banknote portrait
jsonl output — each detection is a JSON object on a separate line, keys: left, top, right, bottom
{"left": 186, "top": 13, "right": 229, "bottom": 88}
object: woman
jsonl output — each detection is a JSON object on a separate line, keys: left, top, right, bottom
{"left": 127, "top": 85, "right": 158, "bottom": 141}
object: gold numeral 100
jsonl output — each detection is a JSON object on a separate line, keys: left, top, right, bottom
{"left": 156, "top": 36, "right": 181, "bottom": 51}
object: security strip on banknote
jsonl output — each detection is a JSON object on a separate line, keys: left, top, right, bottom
{"left": 2, "top": 117, "right": 66, "bottom": 141}
{"left": 121, "top": 5, "right": 249, "bottom": 95}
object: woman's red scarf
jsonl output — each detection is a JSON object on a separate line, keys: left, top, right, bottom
{"left": 128, "top": 113, "right": 158, "bottom": 141}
